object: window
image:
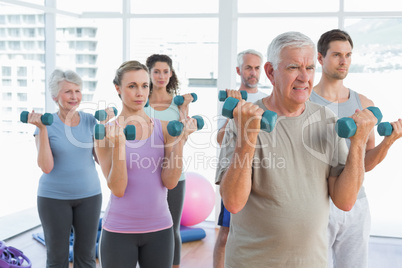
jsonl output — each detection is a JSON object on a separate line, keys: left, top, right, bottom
{"left": 23, "top": 41, "right": 35, "bottom": 50}
{"left": 17, "top": 79, "right": 28, "bottom": 87}
{"left": 2, "top": 79, "right": 12, "bottom": 86}
{"left": 83, "top": 81, "right": 97, "bottom": 91}
{"left": 37, "top": 28, "right": 44, "bottom": 37}
{"left": 17, "top": 107, "right": 27, "bottom": 114}
{"left": 130, "top": 18, "right": 218, "bottom": 84}
{"left": 2, "top": 66, "right": 12, "bottom": 76}
{"left": 57, "top": 0, "right": 121, "bottom": 13}
{"left": 8, "top": 15, "right": 21, "bottom": 24}
{"left": 9, "top": 41, "right": 21, "bottom": 50}
{"left": 22, "top": 15, "right": 36, "bottom": 24}
{"left": 0, "top": 0, "right": 401, "bottom": 238}
{"left": 345, "top": 0, "right": 402, "bottom": 12}
{"left": 17, "top": 67, "right": 27, "bottom": 77}
{"left": 37, "top": 14, "right": 44, "bottom": 24}
{"left": 2, "top": 92, "right": 12, "bottom": 101}
{"left": 87, "top": 28, "right": 96, "bottom": 38}
{"left": 131, "top": 0, "right": 218, "bottom": 13}
{"left": 2, "top": 107, "right": 12, "bottom": 115}
{"left": 76, "top": 55, "right": 84, "bottom": 64}
{"left": 17, "top": 93, "right": 28, "bottom": 101}
{"left": 37, "top": 41, "right": 44, "bottom": 50}
{"left": 238, "top": 0, "right": 339, "bottom": 12}
{"left": 81, "top": 93, "right": 92, "bottom": 101}
{"left": 8, "top": 28, "right": 20, "bottom": 37}
{"left": 89, "top": 55, "right": 97, "bottom": 64}
{"left": 23, "top": 28, "right": 36, "bottom": 38}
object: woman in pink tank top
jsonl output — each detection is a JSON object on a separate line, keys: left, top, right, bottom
{"left": 94, "top": 60, "right": 197, "bottom": 268}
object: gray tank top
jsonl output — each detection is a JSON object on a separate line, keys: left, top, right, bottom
{"left": 310, "top": 89, "right": 366, "bottom": 199}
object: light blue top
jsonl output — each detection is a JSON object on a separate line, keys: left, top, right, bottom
{"left": 144, "top": 97, "right": 186, "bottom": 181}
{"left": 34, "top": 111, "right": 101, "bottom": 199}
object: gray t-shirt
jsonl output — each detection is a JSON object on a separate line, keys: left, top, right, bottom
{"left": 215, "top": 100, "right": 348, "bottom": 267}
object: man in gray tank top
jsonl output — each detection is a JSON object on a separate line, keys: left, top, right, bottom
{"left": 311, "top": 29, "right": 402, "bottom": 268}
{"left": 216, "top": 31, "right": 379, "bottom": 267}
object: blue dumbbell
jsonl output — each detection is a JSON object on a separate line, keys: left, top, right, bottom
{"left": 167, "top": 116, "right": 204, "bottom": 137}
{"left": 222, "top": 97, "right": 277, "bottom": 133}
{"left": 174, "top": 93, "right": 197, "bottom": 106}
{"left": 94, "top": 107, "right": 118, "bottom": 121}
{"left": 377, "top": 122, "right": 393, "bottom": 136}
{"left": 218, "top": 90, "right": 248, "bottom": 102}
{"left": 335, "top": 107, "right": 382, "bottom": 138}
{"left": 94, "top": 124, "right": 136, "bottom": 140}
{"left": 20, "top": 111, "right": 53, "bottom": 125}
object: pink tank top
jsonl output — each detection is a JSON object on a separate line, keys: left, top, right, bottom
{"left": 102, "top": 119, "right": 173, "bottom": 233}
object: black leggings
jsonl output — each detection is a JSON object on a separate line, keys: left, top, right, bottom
{"left": 37, "top": 194, "right": 102, "bottom": 268}
{"left": 168, "top": 180, "right": 186, "bottom": 265}
{"left": 99, "top": 227, "right": 174, "bottom": 268}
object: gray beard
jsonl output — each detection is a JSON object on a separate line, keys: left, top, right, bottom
{"left": 245, "top": 82, "right": 258, "bottom": 88}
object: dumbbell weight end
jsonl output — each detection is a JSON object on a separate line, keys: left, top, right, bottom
{"left": 94, "top": 107, "right": 118, "bottom": 121}
{"left": 377, "top": 122, "right": 393, "bottom": 136}
{"left": 20, "top": 111, "right": 53, "bottom": 125}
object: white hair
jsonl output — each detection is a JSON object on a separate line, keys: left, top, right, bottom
{"left": 49, "top": 69, "right": 82, "bottom": 99}
{"left": 267, "top": 31, "right": 316, "bottom": 70}
{"left": 237, "top": 49, "right": 263, "bottom": 68}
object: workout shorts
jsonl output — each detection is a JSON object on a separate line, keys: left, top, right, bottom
{"left": 217, "top": 200, "right": 231, "bottom": 227}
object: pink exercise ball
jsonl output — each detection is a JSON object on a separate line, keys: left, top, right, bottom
{"left": 180, "top": 172, "right": 215, "bottom": 227}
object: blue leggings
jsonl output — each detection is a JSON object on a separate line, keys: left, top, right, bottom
{"left": 37, "top": 194, "right": 102, "bottom": 268}
{"left": 99, "top": 227, "right": 174, "bottom": 268}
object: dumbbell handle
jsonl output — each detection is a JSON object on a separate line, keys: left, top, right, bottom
{"left": 218, "top": 90, "right": 248, "bottom": 102}
{"left": 377, "top": 122, "right": 393, "bottom": 136}
{"left": 167, "top": 115, "right": 204, "bottom": 137}
{"left": 20, "top": 111, "right": 53, "bottom": 126}
{"left": 174, "top": 93, "right": 197, "bottom": 106}
{"left": 94, "top": 107, "right": 118, "bottom": 121}
{"left": 335, "top": 106, "right": 383, "bottom": 138}
{"left": 221, "top": 97, "right": 277, "bottom": 133}
{"left": 94, "top": 124, "right": 136, "bottom": 140}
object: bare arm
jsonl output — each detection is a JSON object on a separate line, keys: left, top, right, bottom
{"left": 161, "top": 118, "right": 196, "bottom": 189}
{"left": 219, "top": 100, "right": 263, "bottom": 214}
{"left": 177, "top": 93, "right": 195, "bottom": 120}
{"left": 358, "top": 95, "right": 402, "bottom": 171}
{"left": 94, "top": 123, "right": 128, "bottom": 198}
{"left": 35, "top": 128, "right": 54, "bottom": 174}
{"left": 217, "top": 90, "right": 244, "bottom": 146}
{"left": 30, "top": 111, "right": 53, "bottom": 174}
{"left": 329, "top": 107, "right": 378, "bottom": 211}
{"left": 328, "top": 140, "right": 366, "bottom": 211}
{"left": 365, "top": 119, "right": 402, "bottom": 171}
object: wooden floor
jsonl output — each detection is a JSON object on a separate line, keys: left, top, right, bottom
{"left": 3, "top": 221, "right": 217, "bottom": 268}
{"left": 4, "top": 222, "right": 402, "bottom": 268}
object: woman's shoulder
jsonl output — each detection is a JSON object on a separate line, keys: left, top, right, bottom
{"left": 79, "top": 111, "right": 97, "bottom": 125}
